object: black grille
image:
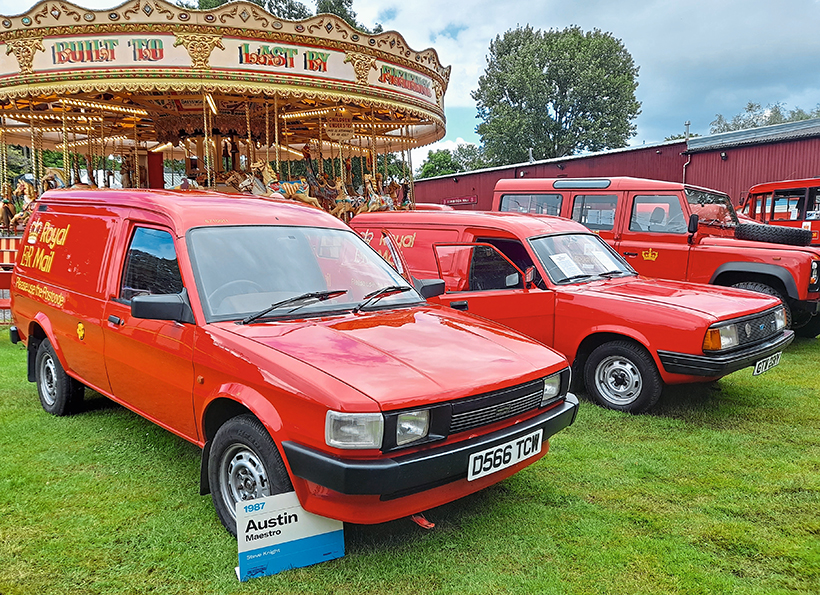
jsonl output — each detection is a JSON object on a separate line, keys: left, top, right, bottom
{"left": 736, "top": 309, "right": 781, "bottom": 346}
{"left": 449, "top": 379, "right": 544, "bottom": 435}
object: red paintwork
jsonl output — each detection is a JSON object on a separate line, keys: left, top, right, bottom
{"left": 351, "top": 210, "right": 785, "bottom": 386}
{"left": 740, "top": 178, "right": 820, "bottom": 244}
{"left": 9, "top": 188, "right": 571, "bottom": 524}
{"left": 488, "top": 177, "right": 820, "bottom": 309}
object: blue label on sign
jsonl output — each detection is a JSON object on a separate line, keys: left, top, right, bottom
{"left": 239, "top": 530, "right": 344, "bottom": 580}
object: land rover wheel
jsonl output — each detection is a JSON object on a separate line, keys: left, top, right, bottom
{"left": 208, "top": 414, "right": 292, "bottom": 537}
{"left": 584, "top": 341, "right": 662, "bottom": 413}
{"left": 35, "top": 339, "right": 85, "bottom": 416}
{"left": 794, "top": 314, "right": 820, "bottom": 338}
{"left": 731, "top": 282, "right": 792, "bottom": 328}
{"left": 734, "top": 223, "right": 813, "bottom": 246}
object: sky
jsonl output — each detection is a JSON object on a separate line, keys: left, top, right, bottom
{"left": 2, "top": 0, "right": 820, "bottom": 165}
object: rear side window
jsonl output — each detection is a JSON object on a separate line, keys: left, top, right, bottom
{"left": 629, "top": 195, "right": 686, "bottom": 233}
{"left": 120, "top": 227, "right": 183, "bottom": 301}
{"left": 499, "top": 194, "right": 563, "bottom": 215}
{"left": 771, "top": 189, "right": 805, "bottom": 221}
{"left": 571, "top": 195, "right": 618, "bottom": 230}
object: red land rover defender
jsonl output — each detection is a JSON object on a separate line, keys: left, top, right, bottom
{"left": 492, "top": 177, "right": 820, "bottom": 338}
{"left": 350, "top": 211, "right": 793, "bottom": 414}
{"left": 9, "top": 189, "right": 577, "bottom": 535}
{"left": 740, "top": 178, "right": 820, "bottom": 245}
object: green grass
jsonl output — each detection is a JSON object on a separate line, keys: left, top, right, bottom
{"left": 1, "top": 331, "right": 818, "bottom": 594}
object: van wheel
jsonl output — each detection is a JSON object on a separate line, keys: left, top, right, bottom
{"left": 35, "top": 339, "right": 84, "bottom": 416}
{"left": 731, "top": 282, "right": 792, "bottom": 328}
{"left": 584, "top": 341, "right": 662, "bottom": 413}
{"left": 208, "top": 415, "right": 292, "bottom": 537}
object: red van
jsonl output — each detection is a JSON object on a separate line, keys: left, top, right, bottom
{"left": 740, "top": 178, "right": 820, "bottom": 245}
{"left": 9, "top": 189, "right": 577, "bottom": 535}
{"left": 351, "top": 210, "right": 793, "bottom": 413}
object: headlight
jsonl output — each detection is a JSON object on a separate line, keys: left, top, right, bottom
{"left": 703, "top": 323, "right": 739, "bottom": 351}
{"left": 396, "top": 410, "right": 429, "bottom": 446}
{"left": 541, "top": 371, "right": 567, "bottom": 407}
{"left": 774, "top": 306, "right": 787, "bottom": 331}
{"left": 810, "top": 261, "right": 819, "bottom": 289}
{"left": 325, "top": 411, "right": 384, "bottom": 449}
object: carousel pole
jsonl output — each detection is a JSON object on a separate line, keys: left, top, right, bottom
{"left": 245, "top": 100, "right": 252, "bottom": 169}
{"left": 370, "top": 108, "right": 377, "bottom": 177}
{"left": 28, "top": 103, "right": 37, "bottom": 195}
{"left": 265, "top": 100, "right": 270, "bottom": 168}
{"left": 406, "top": 126, "right": 415, "bottom": 207}
{"left": 61, "top": 106, "right": 68, "bottom": 185}
{"left": 133, "top": 116, "right": 140, "bottom": 189}
{"left": 0, "top": 116, "right": 7, "bottom": 193}
{"left": 274, "top": 95, "right": 281, "bottom": 177}
{"left": 201, "top": 94, "right": 211, "bottom": 187}
{"left": 100, "top": 111, "right": 107, "bottom": 187}
{"left": 284, "top": 117, "right": 292, "bottom": 180}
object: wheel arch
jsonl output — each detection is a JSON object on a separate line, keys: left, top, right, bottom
{"left": 710, "top": 262, "right": 798, "bottom": 300}
{"left": 25, "top": 315, "right": 60, "bottom": 382}
{"left": 572, "top": 331, "right": 656, "bottom": 388}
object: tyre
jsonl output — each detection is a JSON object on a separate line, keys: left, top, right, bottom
{"left": 583, "top": 341, "right": 663, "bottom": 413}
{"left": 35, "top": 339, "right": 85, "bottom": 416}
{"left": 208, "top": 414, "right": 292, "bottom": 537}
{"left": 730, "top": 282, "right": 792, "bottom": 328}
{"left": 794, "top": 314, "right": 820, "bottom": 338}
{"left": 734, "top": 223, "right": 813, "bottom": 247}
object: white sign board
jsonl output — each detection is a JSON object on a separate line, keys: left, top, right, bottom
{"left": 236, "top": 492, "right": 344, "bottom": 581}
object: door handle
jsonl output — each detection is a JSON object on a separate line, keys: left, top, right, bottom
{"left": 449, "top": 300, "right": 468, "bottom": 311}
{"left": 622, "top": 252, "right": 638, "bottom": 257}
{"left": 108, "top": 315, "right": 123, "bottom": 326}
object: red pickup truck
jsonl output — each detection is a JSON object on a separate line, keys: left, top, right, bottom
{"left": 491, "top": 177, "right": 820, "bottom": 338}
{"left": 9, "top": 189, "right": 577, "bottom": 535}
{"left": 350, "top": 211, "right": 793, "bottom": 413}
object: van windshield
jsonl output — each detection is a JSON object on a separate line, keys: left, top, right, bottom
{"left": 188, "top": 225, "right": 420, "bottom": 322}
{"left": 685, "top": 189, "right": 738, "bottom": 227}
{"left": 528, "top": 233, "right": 635, "bottom": 284}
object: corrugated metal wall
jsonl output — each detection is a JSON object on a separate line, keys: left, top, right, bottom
{"left": 413, "top": 137, "right": 820, "bottom": 208}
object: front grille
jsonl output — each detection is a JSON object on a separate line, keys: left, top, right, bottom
{"left": 736, "top": 309, "right": 781, "bottom": 347}
{"left": 449, "top": 379, "right": 544, "bottom": 435}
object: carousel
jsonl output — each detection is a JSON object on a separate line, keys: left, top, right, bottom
{"left": 0, "top": 0, "right": 451, "bottom": 232}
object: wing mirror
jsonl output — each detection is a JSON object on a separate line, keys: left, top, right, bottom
{"left": 131, "top": 289, "right": 195, "bottom": 324}
{"left": 413, "top": 278, "right": 446, "bottom": 299}
{"left": 687, "top": 213, "right": 699, "bottom": 234}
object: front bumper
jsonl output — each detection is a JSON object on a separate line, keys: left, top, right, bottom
{"left": 657, "top": 330, "right": 794, "bottom": 377}
{"left": 282, "top": 393, "right": 578, "bottom": 500}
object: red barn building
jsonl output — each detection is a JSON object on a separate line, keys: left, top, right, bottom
{"left": 413, "top": 118, "right": 820, "bottom": 209}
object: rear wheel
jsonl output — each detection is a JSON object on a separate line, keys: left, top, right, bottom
{"left": 35, "top": 339, "right": 84, "bottom": 416}
{"left": 583, "top": 341, "right": 662, "bottom": 413}
{"left": 731, "top": 282, "right": 792, "bottom": 328}
{"left": 208, "top": 415, "right": 292, "bottom": 537}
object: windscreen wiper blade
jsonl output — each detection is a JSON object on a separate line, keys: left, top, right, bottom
{"left": 556, "top": 274, "right": 596, "bottom": 284}
{"left": 241, "top": 289, "right": 348, "bottom": 324}
{"left": 352, "top": 285, "right": 413, "bottom": 314}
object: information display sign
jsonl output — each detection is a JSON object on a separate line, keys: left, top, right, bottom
{"left": 236, "top": 492, "right": 344, "bottom": 581}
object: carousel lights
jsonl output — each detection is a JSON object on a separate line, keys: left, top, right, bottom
{"left": 0, "top": 111, "right": 102, "bottom": 122}
{"left": 205, "top": 94, "right": 218, "bottom": 116}
{"left": 280, "top": 107, "right": 337, "bottom": 120}
{"left": 61, "top": 98, "right": 149, "bottom": 116}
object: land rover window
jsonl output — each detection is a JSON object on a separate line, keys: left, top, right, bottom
{"left": 685, "top": 189, "right": 738, "bottom": 226}
{"left": 771, "top": 189, "right": 805, "bottom": 221}
{"left": 499, "top": 193, "right": 562, "bottom": 215}
{"left": 571, "top": 195, "right": 618, "bottom": 230}
{"left": 120, "top": 227, "right": 184, "bottom": 301}
{"left": 630, "top": 195, "right": 686, "bottom": 233}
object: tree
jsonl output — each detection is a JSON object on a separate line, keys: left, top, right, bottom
{"left": 315, "top": 0, "right": 381, "bottom": 33}
{"left": 472, "top": 25, "right": 641, "bottom": 166}
{"left": 710, "top": 102, "right": 820, "bottom": 134}
{"left": 452, "top": 143, "right": 489, "bottom": 171}
{"left": 664, "top": 133, "right": 700, "bottom": 142}
{"left": 191, "top": 0, "right": 380, "bottom": 29}
{"left": 416, "top": 149, "right": 459, "bottom": 179}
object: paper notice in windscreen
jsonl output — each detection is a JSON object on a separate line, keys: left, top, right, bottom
{"left": 549, "top": 253, "right": 585, "bottom": 278}
{"left": 590, "top": 249, "right": 620, "bottom": 271}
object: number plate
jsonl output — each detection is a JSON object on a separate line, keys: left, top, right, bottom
{"left": 753, "top": 351, "right": 782, "bottom": 376}
{"left": 467, "top": 429, "right": 543, "bottom": 481}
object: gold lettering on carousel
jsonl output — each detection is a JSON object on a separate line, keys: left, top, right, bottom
{"left": 238, "top": 43, "right": 298, "bottom": 68}
{"left": 52, "top": 39, "right": 118, "bottom": 64}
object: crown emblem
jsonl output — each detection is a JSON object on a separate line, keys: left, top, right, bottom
{"left": 641, "top": 248, "right": 658, "bottom": 261}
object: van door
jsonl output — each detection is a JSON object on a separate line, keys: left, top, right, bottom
{"left": 430, "top": 242, "right": 555, "bottom": 346}
{"left": 614, "top": 192, "right": 690, "bottom": 281}
{"left": 102, "top": 224, "right": 197, "bottom": 441}
{"left": 569, "top": 193, "right": 621, "bottom": 243}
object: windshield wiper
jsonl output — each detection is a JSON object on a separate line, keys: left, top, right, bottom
{"left": 598, "top": 270, "right": 631, "bottom": 278}
{"left": 556, "top": 274, "right": 596, "bottom": 284}
{"left": 352, "top": 285, "right": 413, "bottom": 314}
{"left": 241, "top": 289, "right": 348, "bottom": 324}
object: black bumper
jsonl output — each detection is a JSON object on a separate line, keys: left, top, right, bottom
{"left": 282, "top": 393, "right": 578, "bottom": 500}
{"left": 657, "top": 330, "right": 794, "bottom": 377}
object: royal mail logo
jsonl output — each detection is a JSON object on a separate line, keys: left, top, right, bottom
{"left": 642, "top": 248, "right": 658, "bottom": 261}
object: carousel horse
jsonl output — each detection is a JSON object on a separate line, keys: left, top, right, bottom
{"left": 329, "top": 177, "right": 362, "bottom": 221}
{"left": 386, "top": 180, "right": 409, "bottom": 209}
{"left": 357, "top": 175, "right": 390, "bottom": 214}
{"left": 250, "top": 160, "right": 322, "bottom": 209}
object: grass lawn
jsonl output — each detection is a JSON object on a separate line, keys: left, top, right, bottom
{"left": 0, "top": 331, "right": 818, "bottom": 594}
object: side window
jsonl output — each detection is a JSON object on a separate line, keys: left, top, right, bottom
{"left": 476, "top": 237, "right": 544, "bottom": 288}
{"left": 571, "top": 195, "right": 618, "bottom": 230}
{"left": 121, "top": 227, "right": 184, "bottom": 301}
{"left": 629, "top": 195, "right": 686, "bottom": 234}
{"left": 469, "top": 245, "right": 523, "bottom": 291}
{"left": 771, "top": 189, "right": 805, "bottom": 221}
{"left": 807, "top": 187, "right": 820, "bottom": 220}
{"left": 499, "top": 193, "right": 563, "bottom": 215}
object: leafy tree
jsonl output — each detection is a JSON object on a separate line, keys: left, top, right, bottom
{"left": 416, "top": 149, "right": 459, "bottom": 179}
{"left": 472, "top": 25, "right": 641, "bottom": 166}
{"left": 190, "top": 0, "right": 380, "bottom": 29}
{"left": 452, "top": 143, "right": 489, "bottom": 171}
{"left": 710, "top": 102, "right": 820, "bottom": 134}
{"left": 315, "top": 0, "right": 381, "bottom": 33}
{"left": 664, "top": 133, "right": 700, "bottom": 142}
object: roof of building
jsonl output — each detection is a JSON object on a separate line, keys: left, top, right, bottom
{"left": 685, "top": 118, "right": 820, "bottom": 153}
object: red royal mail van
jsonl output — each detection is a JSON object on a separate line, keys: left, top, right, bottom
{"left": 351, "top": 210, "right": 793, "bottom": 413}
{"left": 9, "top": 189, "right": 577, "bottom": 535}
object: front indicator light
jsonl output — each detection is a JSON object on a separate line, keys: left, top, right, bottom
{"left": 325, "top": 411, "right": 384, "bottom": 449}
{"left": 703, "top": 324, "right": 739, "bottom": 352}
{"left": 396, "top": 410, "right": 429, "bottom": 446}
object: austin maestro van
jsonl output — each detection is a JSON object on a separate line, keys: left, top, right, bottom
{"left": 350, "top": 210, "right": 793, "bottom": 413}
{"left": 9, "top": 189, "right": 578, "bottom": 535}
{"left": 491, "top": 177, "right": 820, "bottom": 338}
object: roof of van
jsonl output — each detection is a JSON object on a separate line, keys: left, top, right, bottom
{"left": 352, "top": 209, "right": 590, "bottom": 239}
{"left": 38, "top": 188, "right": 346, "bottom": 234}
{"left": 748, "top": 178, "right": 820, "bottom": 194}
{"left": 493, "top": 176, "right": 725, "bottom": 195}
